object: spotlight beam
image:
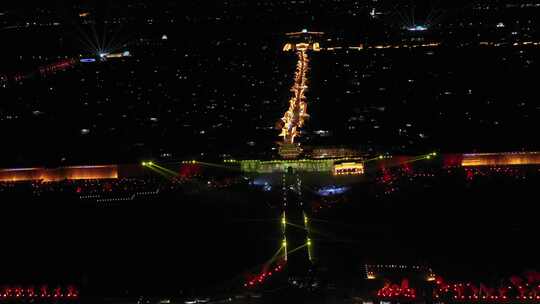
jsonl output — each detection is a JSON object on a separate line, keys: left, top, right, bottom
{"left": 286, "top": 244, "right": 307, "bottom": 256}
{"left": 151, "top": 163, "right": 178, "bottom": 176}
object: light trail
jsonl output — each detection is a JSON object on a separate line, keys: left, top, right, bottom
{"left": 264, "top": 246, "right": 285, "bottom": 268}
{"left": 279, "top": 49, "right": 310, "bottom": 144}
{"left": 398, "top": 152, "right": 437, "bottom": 165}
{"left": 283, "top": 221, "right": 333, "bottom": 239}
{"left": 151, "top": 163, "right": 178, "bottom": 176}
{"left": 193, "top": 161, "right": 234, "bottom": 170}
{"left": 286, "top": 243, "right": 308, "bottom": 256}
{"left": 364, "top": 155, "right": 392, "bottom": 163}
{"left": 304, "top": 212, "right": 313, "bottom": 262}
{"left": 142, "top": 162, "right": 178, "bottom": 179}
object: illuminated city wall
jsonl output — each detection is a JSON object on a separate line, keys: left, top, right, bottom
{"left": 239, "top": 159, "right": 335, "bottom": 173}
{"left": 239, "top": 152, "right": 540, "bottom": 173}
{"left": 2, "top": 152, "right": 538, "bottom": 181}
{"left": 462, "top": 152, "right": 540, "bottom": 167}
{"left": 0, "top": 165, "right": 118, "bottom": 182}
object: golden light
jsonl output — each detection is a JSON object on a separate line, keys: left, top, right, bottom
{"left": 333, "top": 162, "right": 365, "bottom": 176}
{"left": 462, "top": 152, "right": 540, "bottom": 167}
{"left": 279, "top": 48, "right": 310, "bottom": 145}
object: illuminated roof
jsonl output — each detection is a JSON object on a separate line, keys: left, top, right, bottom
{"left": 333, "top": 162, "right": 365, "bottom": 175}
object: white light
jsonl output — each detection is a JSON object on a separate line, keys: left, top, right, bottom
{"left": 407, "top": 25, "right": 428, "bottom": 31}
{"left": 302, "top": 29, "right": 308, "bottom": 33}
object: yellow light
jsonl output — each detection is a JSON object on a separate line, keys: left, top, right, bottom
{"left": 148, "top": 161, "right": 154, "bottom": 166}
{"left": 307, "top": 238, "right": 311, "bottom": 246}
{"left": 333, "top": 162, "right": 364, "bottom": 176}
{"left": 279, "top": 49, "right": 310, "bottom": 144}
{"left": 141, "top": 162, "right": 147, "bottom": 166}
{"left": 281, "top": 217, "right": 286, "bottom": 225}
{"left": 426, "top": 155, "right": 432, "bottom": 159}
{"left": 282, "top": 239, "right": 287, "bottom": 247}
{"left": 379, "top": 155, "right": 384, "bottom": 159}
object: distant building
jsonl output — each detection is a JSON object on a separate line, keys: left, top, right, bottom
{"left": 310, "top": 147, "right": 362, "bottom": 159}
{"left": 279, "top": 143, "right": 303, "bottom": 159}
{"left": 333, "top": 162, "right": 364, "bottom": 176}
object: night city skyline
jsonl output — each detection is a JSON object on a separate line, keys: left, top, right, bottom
{"left": 1, "top": 1, "right": 539, "bottom": 304}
